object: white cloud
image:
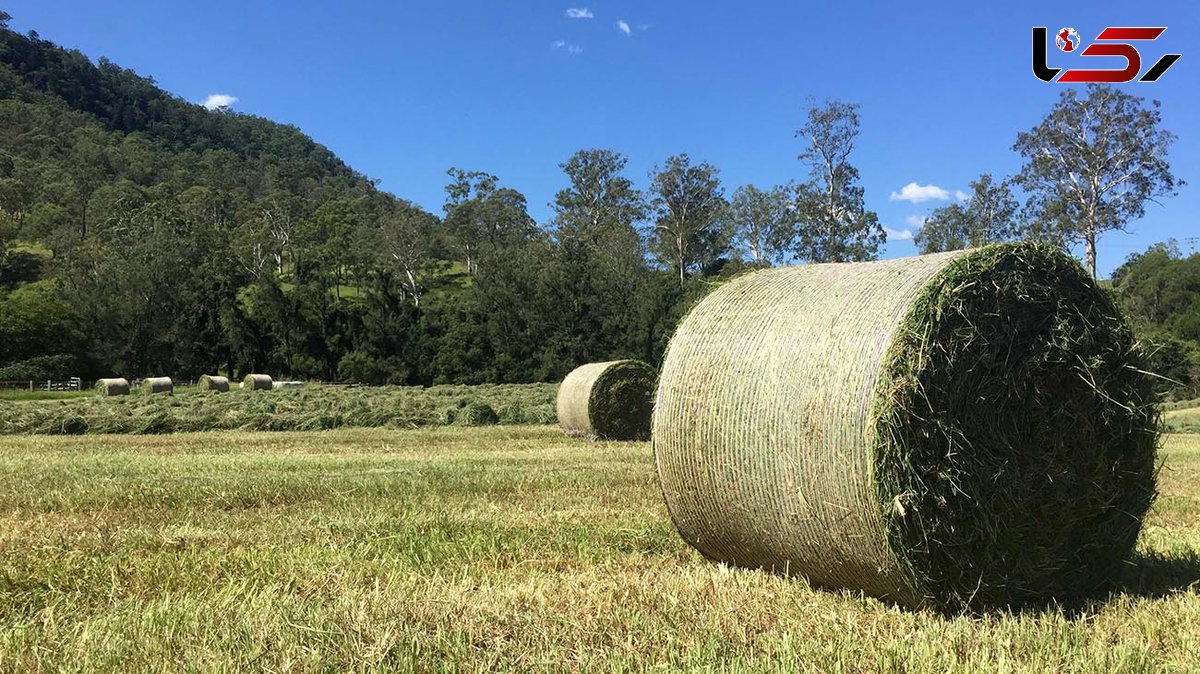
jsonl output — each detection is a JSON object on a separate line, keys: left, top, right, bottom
{"left": 954, "top": 190, "right": 970, "bottom": 201}
{"left": 552, "top": 40, "right": 582, "bottom": 54}
{"left": 889, "top": 182, "right": 951, "bottom": 203}
{"left": 202, "top": 93, "right": 237, "bottom": 110}
{"left": 905, "top": 215, "right": 928, "bottom": 228}
{"left": 617, "top": 20, "right": 631, "bottom": 36}
{"left": 885, "top": 227, "right": 915, "bottom": 241}
{"left": 566, "top": 8, "right": 593, "bottom": 19}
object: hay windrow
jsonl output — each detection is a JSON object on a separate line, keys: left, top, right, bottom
{"left": 653, "top": 242, "right": 1157, "bottom": 613}
{"left": 558, "top": 360, "right": 657, "bottom": 440}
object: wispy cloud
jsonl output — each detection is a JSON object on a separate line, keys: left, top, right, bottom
{"left": 202, "top": 93, "right": 237, "bottom": 110}
{"left": 552, "top": 40, "right": 582, "bottom": 54}
{"left": 617, "top": 19, "right": 631, "bottom": 36}
{"left": 885, "top": 227, "right": 915, "bottom": 241}
{"left": 954, "top": 190, "right": 969, "bottom": 201}
{"left": 905, "top": 215, "right": 928, "bottom": 228}
{"left": 889, "top": 182, "right": 950, "bottom": 203}
{"left": 566, "top": 8, "right": 593, "bottom": 19}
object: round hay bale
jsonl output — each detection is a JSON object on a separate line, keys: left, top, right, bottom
{"left": 653, "top": 243, "right": 1157, "bottom": 613}
{"left": 197, "top": 375, "right": 230, "bottom": 392}
{"left": 95, "top": 378, "right": 129, "bottom": 396}
{"left": 242, "top": 374, "right": 273, "bottom": 390}
{"left": 142, "top": 377, "right": 173, "bottom": 394}
{"left": 557, "top": 360, "right": 656, "bottom": 440}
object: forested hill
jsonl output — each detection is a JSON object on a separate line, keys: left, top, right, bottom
{"left": 0, "top": 26, "right": 361, "bottom": 179}
{"left": 0, "top": 21, "right": 700, "bottom": 386}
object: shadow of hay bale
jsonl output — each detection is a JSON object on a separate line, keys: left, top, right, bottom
{"left": 1116, "top": 549, "right": 1200, "bottom": 599}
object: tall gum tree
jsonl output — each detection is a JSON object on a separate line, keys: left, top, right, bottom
{"left": 793, "top": 100, "right": 884, "bottom": 263}
{"left": 1013, "top": 84, "right": 1180, "bottom": 278}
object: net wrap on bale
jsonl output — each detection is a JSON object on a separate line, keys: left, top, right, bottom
{"left": 557, "top": 360, "right": 656, "bottom": 440}
{"left": 197, "top": 375, "right": 230, "bottom": 392}
{"left": 653, "top": 243, "right": 1157, "bottom": 612}
{"left": 142, "top": 377, "right": 173, "bottom": 394}
{"left": 96, "top": 378, "right": 129, "bottom": 396}
{"left": 242, "top": 374, "right": 273, "bottom": 391}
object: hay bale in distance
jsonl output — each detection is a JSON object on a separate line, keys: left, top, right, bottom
{"left": 141, "top": 377, "right": 173, "bottom": 394}
{"left": 557, "top": 360, "right": 656, "bottom": 440}
{"left": 272, "top": 380, "right": 305, "bottom": 389}
{"left": 197, "top": 375, "right": 230, "bottom": 392}
{"left": 95, "top": 378, "right": 130, "bottom": 396}
{"left": 653, "top": 243, "right": 1157, "bottom": 613}
{"left": 242, "top": 374, "right": 273, "bottom": 390}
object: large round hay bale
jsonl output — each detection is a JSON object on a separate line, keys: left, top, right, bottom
{"left": 197, "top": 375, "right": 230, "bottom": 392}
{"left": 557, "top": 360, "right": 656, "bottom": 440}
{"left": 96, "top": 378, "right": 129, "bottom": 396}
{"left": 654, "top": 243, "right": 1157, "bottom": 613}
{"left": 142, "top": 377, "right": 173, "bottom": 394}
{"left": 242, "top": 374, "right": 273, "bottom": 390}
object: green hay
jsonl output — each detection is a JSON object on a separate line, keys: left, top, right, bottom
{"left": 653, "top": 243, "right": 1157, "bottom": 613}
{"left": 0, "top": 384, "right": 557, "bottom": 435}
{"left": 557, "top": 360, "right": 657, "bottom": 440}
{"left": 873, "top": 244, "right": 1157, "bottom": 613}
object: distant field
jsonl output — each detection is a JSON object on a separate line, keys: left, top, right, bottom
{"left": 0, "top": 427, "right": 1196, "bottom": 672}
{"left": 1164, "top": 402, "right": 1200, "bottom": 434}
{"left": 0, "top": 384, "right": 557, "bottom": 434}
{"left": 0, "top": 389, "right": 93, "bottom": 402}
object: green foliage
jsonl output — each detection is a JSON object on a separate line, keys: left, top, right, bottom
{"left": 648, "top": 153, "right": 730, "bottom": 285}
{"left": 0, "top": 353, "right": 75, "bottom": 380}
{"left": 1112, "top": 242, "right": 1200, "bottom": 401}
{"left": 0, "top": 25, "right": 895, "bottom": 387}
{"left": 728, "top": 184, "right": 793, "bottom": 266}
{"left": 792, "top": 100, "right": 884, "bottom": 262}
{"left": 913, "top": 174, "right": 1022, "bottom": 254}
{"left": 1013, "top": 84, "right": 1180, "bottom": 277}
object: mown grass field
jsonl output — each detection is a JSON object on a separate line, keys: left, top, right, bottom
{"left": 0, "top": 384, "right": 557, "bottom": 434}
{"left": 1, "top": 427, "right": 1198, "bottom": 672}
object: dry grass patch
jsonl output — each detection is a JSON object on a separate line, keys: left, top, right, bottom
{"left": 0, "top": 427, "right": 1196, "bottom": 672}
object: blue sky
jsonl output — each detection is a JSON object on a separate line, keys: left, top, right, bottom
{"left": 6, "top": 0, "right": 1199, "bottom": 276}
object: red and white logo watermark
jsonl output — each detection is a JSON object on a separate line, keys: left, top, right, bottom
{"left": 1033, "top": 26, "right": 1181, "bottom": 82}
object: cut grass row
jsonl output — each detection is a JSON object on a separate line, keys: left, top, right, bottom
{"left": 4, "top": 383, "right": 1198, "bottom": 436}
{"left": 0, "top": 384, "right": 557, "bottom": 434}
{"left": 0, "top": 427, "right": 1196, "bottom": 672}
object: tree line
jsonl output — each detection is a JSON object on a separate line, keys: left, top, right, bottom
{"left": 0, "top": 18, "right": 1192, "bottom": 397}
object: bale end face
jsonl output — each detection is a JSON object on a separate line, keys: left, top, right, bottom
{"left": 557, "top": 360, "right": 656, "bottom": 440}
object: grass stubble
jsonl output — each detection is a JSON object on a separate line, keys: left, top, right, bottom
{"left": 0, "top": 427, "right": 1196, "bottom": 672}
